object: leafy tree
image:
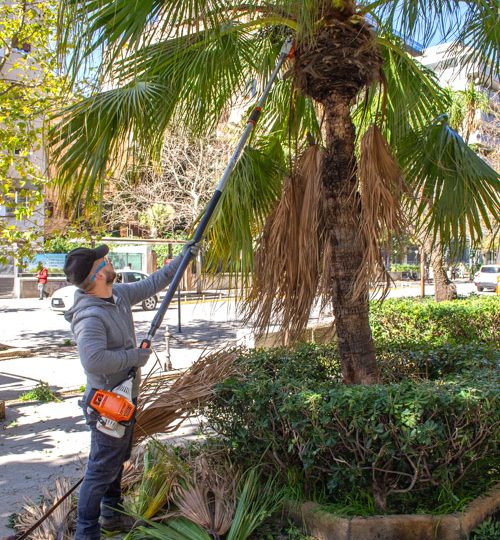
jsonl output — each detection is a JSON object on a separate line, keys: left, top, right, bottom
{"left": 49, "top": 1, "right": 499, "bottom": 383}
{"left": 0, "top": 0, "right": 64, "bottom": 263}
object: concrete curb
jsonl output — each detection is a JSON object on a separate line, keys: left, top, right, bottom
{"left": 284, "top": 484, "right": 499, "bottom": 540}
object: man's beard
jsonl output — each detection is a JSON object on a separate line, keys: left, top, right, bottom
{"left": 105, "top": 269, "right": 117, "bottom": 284}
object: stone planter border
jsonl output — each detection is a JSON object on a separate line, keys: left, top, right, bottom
{"left": 283, "top": 484, "right": 499, "bottom": 540}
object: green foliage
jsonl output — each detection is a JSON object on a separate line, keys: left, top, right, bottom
{"left": 470, "top": 518, "right": 500, "bottom": 540}
{"left": 151, "top": 240, "right": 186, "bottom": 262}
{"left": 43, "top": 237, "right": 86, "bottom": 253}
{"left": 0, "top": 1, "right": 65, "bottom": 263}
{"left": 369, "top": 296, "right": 500, "bottom": 347}
{"left": 202, "top": 342, "right": 499, "bottom": 514}
{"left": 126, "top": 441, "right": 185, "bottom": 520}
{"left": 389, "top": 264, "right": 420, "bottom": 273}
{"left": 252, "top": 520, "right": 316, "bottom": 540}
{"left": 19, "top": 382, "right": 60, "bottom": 403}
{"left": 130, "top": 467, "right": 284, "bottom": 540}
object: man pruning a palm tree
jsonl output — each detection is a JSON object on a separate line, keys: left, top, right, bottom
{"left": 50, "top": 1, "right": 499, "bottom": 386}
{"left": 63, "top": 242, "right": 198, "bottom": 538}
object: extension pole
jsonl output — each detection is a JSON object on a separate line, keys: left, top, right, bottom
{"left": 140, "top": 36, "right": 294, "bottom": 349}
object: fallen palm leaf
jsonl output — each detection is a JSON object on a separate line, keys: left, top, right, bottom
{"left": 126, "top": 441, "right": 186, "bottom": 520}
{"left": 171, "top": 454, "right": 237, "bottom": 538}
{"left": 133, "top": 347, "right": 239, "bottom": 444}
{"left": 14, "top": 477, "right": 75, "bottom": 540}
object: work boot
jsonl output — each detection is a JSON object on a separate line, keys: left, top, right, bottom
{"left": 100, "top": 514, "right": 136, "bottom": 533}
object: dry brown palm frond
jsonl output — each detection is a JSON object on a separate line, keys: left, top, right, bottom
{"left": 133, "top": 347, "right": 239, "bottom": 444}
{"left": 170, "top": 454, "right": 237, "bottom": 537}
{"left": 122, "top": 446, "right": 146, "bottom": 492}
{"left": 356, "top": 124, "right": 409, "bottom": 300}
{"left": 14, "top": 478, "right": 75, "bottom": 539}
{"left": 247, "top": 144, "right": 326, "bottom": 344}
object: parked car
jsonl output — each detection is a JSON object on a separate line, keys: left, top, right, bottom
{"left": 51, "top": 270, "right": 159, "bottom": 312}
{"left": 473, "top": 265, "right": 500, "bottom": 292}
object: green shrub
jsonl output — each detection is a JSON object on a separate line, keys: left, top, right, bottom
{"left": 202, "top": 346, "right": 499, "bottom": 514}
{"left": 470, "top": 517, "right": 500, "bottom": 539}
{"left": 376, "top": 343, "right": 499, "bottom": 382}
{"left": 370, "top": 296, "right": 500, "bottom": 347}
{"left": 389, "top": 264, "right": 420, "bottom": 273}
{"left": 19, "top": 382, "right": 60, "bottom": 403}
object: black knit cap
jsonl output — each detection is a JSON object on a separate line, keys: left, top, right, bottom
{"left": 63, "top": 245, "right": 109, "bottom": 285}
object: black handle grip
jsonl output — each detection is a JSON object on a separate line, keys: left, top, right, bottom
{"left": 139, "top": 339, "right": 151, "bottom": 349}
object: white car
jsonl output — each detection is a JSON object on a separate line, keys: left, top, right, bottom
{"left": 51, "top": 270, "right": 159, "bottom": 312}
{"left": 474, "top": 264, "right": 500, "bottom": 292}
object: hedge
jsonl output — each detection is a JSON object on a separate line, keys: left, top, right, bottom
{"left": 202, "top": 344, "right": 499, "bottom": 514}
{"left": 369, "top": 296, "right": 499, "bottom": 347}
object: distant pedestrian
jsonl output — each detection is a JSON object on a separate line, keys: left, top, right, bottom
{"left": 36, "top": 262, "right": 49, "bottom": 300}
{"left": 458, "top": 263, "right": 465, "bottom": 279}
{"left": 450, "top": 266, "right": 456, "bottom": 280}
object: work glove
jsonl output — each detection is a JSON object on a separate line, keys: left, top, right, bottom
{"left": 136, "top": 347, "right": 152, "bottom": 367}
{"left": 182, "top": 239, "right": 201, "bottom": 258}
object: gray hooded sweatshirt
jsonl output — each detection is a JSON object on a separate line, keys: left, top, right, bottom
{"left": 65, "top": 255, "right": 182, "bottom": 399}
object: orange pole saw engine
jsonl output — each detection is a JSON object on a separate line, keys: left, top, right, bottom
{"left": 86, "top": 368, "right": 137, "bottom": 438}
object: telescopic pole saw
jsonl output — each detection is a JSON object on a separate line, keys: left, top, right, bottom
{"left": 140, "top": 36, "right": 294, "bottom": 350}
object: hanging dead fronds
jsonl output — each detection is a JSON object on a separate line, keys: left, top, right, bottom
{"left": 356, "top": 124, "right": 408, "bottom": 299}
{"left": 14, "top": 478, "right": 75, "bottom": 540}
{"left": 133, "top": 347, "right": 239, "bottom": 444}
{"left": 247, "top": 144, "right": 326, "bottom": 344}
{"left": 170, "top": 454, "right": 237, "bottom": 537}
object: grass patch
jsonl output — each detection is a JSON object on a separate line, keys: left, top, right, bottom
{"left": 19, "top": 382, "right": 61, "bottom": 403}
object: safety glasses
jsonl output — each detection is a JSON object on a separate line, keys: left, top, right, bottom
{"left": 90, "top": 257, "right": 110, "bottom": 282}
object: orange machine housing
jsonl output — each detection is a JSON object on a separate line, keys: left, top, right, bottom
{"left": 89, "top": 390, "right": 135, "bottom": 423}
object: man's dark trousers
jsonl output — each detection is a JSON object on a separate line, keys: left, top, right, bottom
{"left": 75, "top": 409, "right": 134, "bottom": 540}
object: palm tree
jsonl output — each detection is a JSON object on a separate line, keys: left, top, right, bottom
{"left": 50, "top": 1, "right": 499, "bottom": 384}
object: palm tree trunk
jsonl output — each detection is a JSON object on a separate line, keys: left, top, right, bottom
{"left": 322, "top": 92, "right": 378, "bottom": 384}
{"left": 431, "top": 249, "right": 457, "bottom": 302}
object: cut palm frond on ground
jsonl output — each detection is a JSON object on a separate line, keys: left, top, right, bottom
{"left": 14, "top": 478, "right": 75, "bottom": 540}
{"left": 172, "top": 455, "right": 237, "bottom": 537}
{"left": 126, "top": 441, "right": 186, "bottom": 520}
{"left": 129, "top": 465, "right": 283, "bottom": 540}
{"left": 133, "top": 348, "right": 239, "bottom": 444}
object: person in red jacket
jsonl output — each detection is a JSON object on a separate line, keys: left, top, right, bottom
{"left": 36, "top": 262, "right": 49, "bottom": 300}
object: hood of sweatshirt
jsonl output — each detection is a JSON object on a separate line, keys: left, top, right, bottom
{"left": 64, "top": 288, "right": 120, "bottom": 325}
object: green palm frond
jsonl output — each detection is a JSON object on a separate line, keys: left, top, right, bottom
{"left": 398, "top": 115, "right": 500, "bottom": 250}
{"left": 49, "top": 77, "right": 179, "bottom": 206}
{"left": 257, "top": 78, "right": 321, "bottom": 144}
{"left": 130, "top": 517, "right": 211, "bottom": 540}
{"left": 354, "top": 34, "right": 449, "bottom": 144}
{"left": 59, "top": 0, "right": 298, "bottom": 80}
{"left": 51, "top": 25, "right": 262, "bottom": 204}
{"left": 371, "top": 0, "right": 459, "bottom": 47}
{"left": 227, "top": 468, "right": 284, "bottom": 540}
{"left": 203, "top": 138, "right": 286, "bottom": 283}
{"left": 454, "top": 2, "right": 499, "bottom": 85}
